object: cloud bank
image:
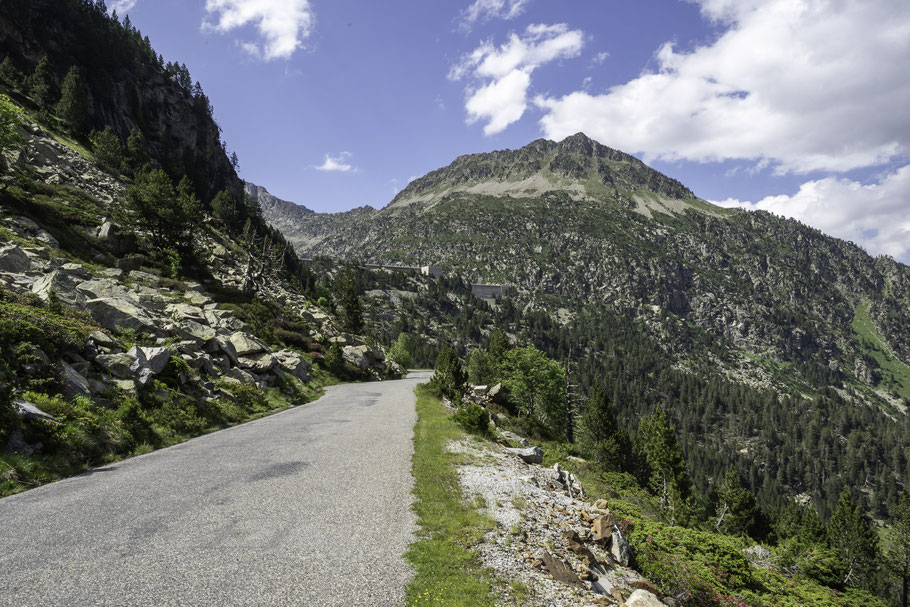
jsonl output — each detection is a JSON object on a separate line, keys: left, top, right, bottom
{"left": 315, "top": 152, "right": 356, "bottom": 173}
{"left": 535, "top": 0, "right": 910, "bottom": 175}
{"left": 461, "top": 0, "right": 530, "bottom": 30}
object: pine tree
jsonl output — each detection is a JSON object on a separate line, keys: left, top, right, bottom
{"left": 91, "top": 126, "right": 124, "bottom": 171}
{"left": 430, "top": 347, "right": 467, "bottom": 403}
{"left": 828, "top": 489, "right": 879, "bottom": 591}
{"left": 28, "top": 56, "right": 57, "bottom": 108}
{"left": 389, "top": 333, "right": 414, "bottom": 370}
{"left": 125, "top": 127, "right": 148, "bottom": 172}
{"left": 715, "top": 468, "right": 761, "bottom": 537}
{"left": 57, "top": 66, "right": 90, "bottom": 135}
{"left": 580, "top": 382, "right": 624, "bottom": 472}
{"left": 639, "top": 407, "right": 692, "bottom": 525}
{"left": 0, "top": 94, "right": 21, "bottom": 156}
{"left": 889, "top": 492, "right": 910, "bottom": 607}
{"left": 0, "top": 57, "right": 23, "bottom": 89}
{"left": 211, "top": 190, "right": 239, "bottom": 228}
{"left": 334, "top": 268, "right": 363, "bottom": 334}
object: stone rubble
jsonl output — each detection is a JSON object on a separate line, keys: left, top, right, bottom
{"left": 451, "top": 436, "right": 669, "bottom": 607}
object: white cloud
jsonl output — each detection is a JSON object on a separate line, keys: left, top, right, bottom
{"left": 536, "top": 0, "right": 910, "bottom": 174}
{"left": 591, "top": 51, "right": 610, "bottom": 65}
{"left": 109, "top": 0, "right": 137, "bottom": 12}
{"left": 461, "top": 0, "right": 530, "bottom": 29}
{"left": 204, "top": 0, "right": 314, "bottom": 61}
{"left": 314, "top": 152, "right": 356, "bottom": 173}
{"left": 450, "top": 23, "right": 585, "bottom": 135}
{"left": 716, "top": 165, "right": 910, "bottom": 262}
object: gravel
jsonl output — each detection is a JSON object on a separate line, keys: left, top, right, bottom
{"left": 0, "top": 372, "right": 430, "bottom": 606}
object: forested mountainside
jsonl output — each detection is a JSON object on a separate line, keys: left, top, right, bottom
{"left": 260, "top": 134, "right": 910, "bottom": 519}
{"left": 0, "top": 0, "right": 239, "bottom": 202}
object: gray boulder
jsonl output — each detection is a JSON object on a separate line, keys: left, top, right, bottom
{"left": 12, "top": 399, "right": 55, "bottom": 421}
{"left": 165, "top": 303, "right": 206, "bottom": 323}
{"left": 238, "top": 352, "right": 277, "bottom": 374}
{"left": 505, "top": 446, "right": 544, "bottom": 464}
{"left": 32, "top": 271, "right": 85, "bottom": 306}
{"left": 94, "top": 353, "right": 135, "bottom": 379}
{"left": 85, "top": 298, "right": 157, "bottom": 333}
{"left": 128, "top": 345, "right": 171, "bottom": 374}
{"left": 60, "top": 362, "right": 91, "bottom": 398}
{"left": 611, "top": 526, "right": 632, "bottom": 567}
{"left": 0, "top": 245, "right": 31, "bottom": 273}
{"left": 626, "top": 590, "right": 665, "bottom": 607}
{"left": 230, "top": 332, "right": 267, "bottom": 356}
{"left": 76, "top": 278, "right": 131, "bottom": 300}
{"left": 273, "top": 349, "right": 310, "bottom": 382}
{"left": 342, "top": 345, "right": 370, "bottom": 370}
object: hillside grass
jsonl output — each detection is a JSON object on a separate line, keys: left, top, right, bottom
{"left": 405, "top": 384, "right": 499, "bottom": 606}
{"left": 852, "top": 302, "right": 910, "bottom": 402}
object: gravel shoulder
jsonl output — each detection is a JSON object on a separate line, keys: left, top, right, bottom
{"left": 0, "top": 372, "right": 430, "bottom": 607}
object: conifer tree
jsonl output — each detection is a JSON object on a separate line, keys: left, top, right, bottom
{"left": 889, "top": 492, "right": 910, "bottom": 607}
{"left": 389, "top": 333, "right": 414, "bottom": 371}
{"left": 580, "top": 382, "right": 624, "bottom": 471}
{"left": 91, "top": 126, "right": 124, "bottom": 171}
{"left": 0, "top": 57, "right": 23, "bottom": 89}
{"left": 334, "top": 268, "right": 363, "bottom": 334}
{"left": 714, "top": 468, "right": 761, "bottom": 537}
{"left": 28, "top": 56, "right": 57, "bottom": 108}
{"left": 0, "top": 94, "right": 21, "bottom": 156}
{"left": 828, "top": 489, "right": 879, "bottom": 591}
{"left": 57, "top": 66, "right": 90, "bottom": 135}
{"left": 125, "top": 127, "right": 148, "bottom": 172}
{"left": 211, "top": 190, "right": 239, "bottom": 228}
{"left": 430, "top": 347, "right": 467, "bottom": 402}
{"left": 639, "top": 407, "right": 692, "bottom": 525}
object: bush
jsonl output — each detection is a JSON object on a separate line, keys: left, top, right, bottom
{"left": 428, "top": 347, "right": 467, "bottom": 402}
{"left": 452, "top": 403, "right": 491, "bottom": 435}
{"left": 389, "top": 333, "right": 414, "bottom": 370}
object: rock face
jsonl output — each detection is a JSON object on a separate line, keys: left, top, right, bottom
{"left": 0, "top": 245, "right": 31, "bottom": 273}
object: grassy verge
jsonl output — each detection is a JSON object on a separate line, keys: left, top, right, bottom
{"left": 405, "top": 384, "right": 499, "bottom": 606}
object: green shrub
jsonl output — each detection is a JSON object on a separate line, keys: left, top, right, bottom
{"left": 452, "top": 403, "right": 490, "bottom": 435}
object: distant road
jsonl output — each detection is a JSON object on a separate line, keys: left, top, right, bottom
{"left": 0, "top": 372, "right": 430, "bottom": 606}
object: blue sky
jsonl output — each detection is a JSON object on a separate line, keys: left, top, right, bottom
{"left": 113, "top": 0, "right": 910, "bottom": 262}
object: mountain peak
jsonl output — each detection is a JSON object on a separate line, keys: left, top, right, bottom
{"left": 387, "top": 133, "right": 695, "bottom": 210}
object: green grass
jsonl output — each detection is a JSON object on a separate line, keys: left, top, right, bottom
{"left": 852, "top": 302, "right": 910, "bottom": 402}
{"left": 404, "top": 384, "right": 499, "bottom": 606}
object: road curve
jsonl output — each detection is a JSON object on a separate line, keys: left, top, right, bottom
{"left": 0, "top": 371, "right": 431, "bottom": 607}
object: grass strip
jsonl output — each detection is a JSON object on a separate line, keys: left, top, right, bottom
{"left": 405, "top": 384, "right": 498, "bottom": 606}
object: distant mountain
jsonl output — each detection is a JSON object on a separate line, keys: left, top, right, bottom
{"left": 263, "top": 132, "right": 910, "bottom": 515}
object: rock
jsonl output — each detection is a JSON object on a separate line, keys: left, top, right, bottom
{"left": 95, "top": 353, "right": 136, "bottom": 379}
{"left": 170, "top": 319, "right": 217, "bottom": 343}
{"left": 501, "top": 430, "right": 529, "bottom": 447}
{"left": 472, "top": 384, "right": 489, "bottom": 395}
{"left": 87, "top": 330, "right": 121, "bottom": 350}
{"left": 216, "top": 337, "right": 239, "bottom": 365}
{"left": 98, "top": 267, "right": 124, "bottom": 280}
{"left": 273, "top": 349, "right": 310, "bottom": 382}
{"left": 227, "top": 367, "right": 257, "bottom": 384}
{"left": 60, "top": 362, "right": 91, "bottom": 398}
{"left": 611, "top": 526, "right": 632, "bottom": 567}
{"left": 129, "top": 345, "right": 171, "bottom": 374}
{"left": 166, "top": 303, "right": 206, "bottom": 322}
{"left": 230, "top": 331, "right": 268, "bottom": 356}
{"left": 76, "top": 278, "right": 131, "bottom": 300}
{"left": 5, "top": 431, "right": 42, "bottom": 456}
{"left": 540, "top": 550, "right": 585, "bottom": 588}
{"left": 113, "top": 379, "right": 138, "bottom": 397}
{"left": 626, "top": 589, "right": 666, "bottom": 607}
{"left": 592, "top": 514, "right": 616, "bottom": 541}
{"left": 12, "top": 399, "right": 55, "bottom": 421}
{"left": 129, "top": 270, "right": 160, "bottom": 284}
{"left": 60, "top": 263, "right": 90, "bottom": 279}
{"left": 183, "top": 291, "right": 210, "bottom": 306}
{"left": 342, "top": 345, "right": 370, "bottom": 370}
{"left": 35, "top": 229, "right": 59, "bottom": 248}
{"left": 85, "top": 298, "right": 157, "bottom": 333}
{"left": 32, "top": 270, "right": 85, "bottom": 306}
{"left": 505, "top": 446, "right": 544, "bottom": 464}
{"left": 115, "top": 255, "right": 145, "bottom": 272}
{"left": 238, "top": 352, "right": 276, "bottom": 374}
{"left": 0, "top": 245, "right": 31, "bottom": 273}
{"left": 488, "top": 382, "right": 510, "bottom": 405}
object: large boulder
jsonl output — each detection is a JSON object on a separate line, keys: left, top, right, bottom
{"left": 0, "top": 245, "right": 31, "bottom": 273}
{"left": 342, "top": 345, "right": 373, "bottom": 371}
{"left": 273, "top": 349, "right": 310, "bottom": 382}
{"left": 165, "top": 303, "right": 206, "bottom": 323}
{"left": 169, "top": 319, "right": 217, "bottom": 344}
{"left": 230, "top": 332, "right": 268, "bottom": 356}
{"left": 94, "top": 353, "right": 135, "bottom": 379}
{"left": 32, "top": 271, "right": 85, "bottom": 306}
{"left": 12, "top": 399, "right": 55, "bottom": 421}
{"left": 60, "top": 362, "right": 91, "bottom": 398}
{"left": 611, "top": 526, "right": 632, "bottom": 567}
{"left": 238, "top": 352, "right": 276, "bottom": 374}
{"left": 76, "top": 278, "right": 131, "bottom": 300}
{"left": 128, "top": 346, "right": 171, "bottom": 374}
{"left": 626, "top": 590, "right": 666, "bottom": 607}
{"left": 505, "top": 446, "right": 544, "bottom": 464}
{"left": 85, "top": 298, "right": 157, "bottom": 333}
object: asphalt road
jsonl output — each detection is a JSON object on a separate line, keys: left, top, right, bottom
{"left": 0, "top": 371, "right": 430, "bottom": 606}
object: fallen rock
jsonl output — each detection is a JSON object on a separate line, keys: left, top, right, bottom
{"left": 342, "top": 345, "right": 370, "bottom": 370}
{"left": 0, "top": 244, "right": 31, "bottom": 273}
{"left": 95, "top": 353, "right": 136, "bottom": 379}
{"left": 60, "top": 362, "right": 91, "bottom": 398}
{"left": 626, "top": 589, "right": 666, "bottom": 607}
{"left": 238, "top": 352, "right": 276, "bottom": 374}
{"left": 230, "top": 331, "right": 268, "bottom": 356}
{"left": 540, "top": 550, "right": 585, "bottom": 589}
{"left": 505, "top": 446, "right": 544, "bottom": 464}
{"left": 592, "top": 514, "right": 616, "bottom": 541}
{"left": 32, "top": 271, "right": 84, "bottom": 306}
{"left": 129, "top": 345, "right": 171, "bottom": 374}
{"left": 12, "top": 399, "right": 55, "bottom": 421}
{"left": 85, "top": 297, "right": 157, "bottom": 333}
{"left": 611, "top": 526, "right": 632, "bottom": 567}
{"left": 273, "top": 349, "right": 310, "bottom": 382}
